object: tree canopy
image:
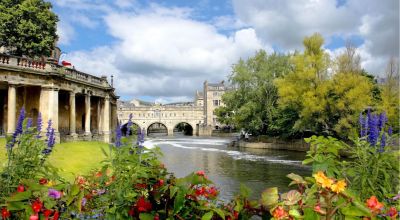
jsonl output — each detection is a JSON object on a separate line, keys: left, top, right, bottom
{"left": 218, "top": 33, "right": 391, "bottom": 139}
{"left": 0, "top": 0, "right": 58, "bottom": 57}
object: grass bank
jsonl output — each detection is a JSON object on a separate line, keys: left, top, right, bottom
{"left": 0, "top": 138, "right": 108, "bottom": 181}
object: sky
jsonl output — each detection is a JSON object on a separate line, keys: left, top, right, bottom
{"left": 49, "top": 0, "right": 399, "bottom": 103}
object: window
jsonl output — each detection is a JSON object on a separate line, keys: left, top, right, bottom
{"left": 213, "top": 100, "right": 220, "bottom": 106}
{"left": 213, "top": 91, "right": 218, "bottom": 96}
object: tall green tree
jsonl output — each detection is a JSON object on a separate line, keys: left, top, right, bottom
{"left": 0, "top": 0, "right": 58, "bottom": 57}
{"left": 275, "top": 33, "right": 331, "bottom": 134}
{"left": 215, "top": 50, "right": 292, "bottom": 135}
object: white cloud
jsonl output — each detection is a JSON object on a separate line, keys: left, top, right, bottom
{"left": 65, "top": 5, "right": 265, "bottom": 100}
{"left": 57, "top": 21, "right": 75, "bottom": 45}
{"left": 232, "top": 0, "right": 399, "bottom": 75}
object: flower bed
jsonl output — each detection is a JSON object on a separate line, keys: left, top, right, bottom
{"left": 0, "top": 111, "right": 398, "bottom": 219}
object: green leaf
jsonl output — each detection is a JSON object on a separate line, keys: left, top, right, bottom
{"left": 201, "top": 211, "right": 214, "bottom": 220}
{"left": 139, "top": 213, "right": 154, "bottom": 220}
{"left": 340, "top": 206, "right": 368, "bottom": 216}
{"left": 240, "top": 184, "right": 251, "bottom": 198}
{"left": 173, "top": 190, "right": 185, "bottom": 214}
{"left": 303, "top": 208, "right": 320, "bottom": 220}
{"left": 170, "top": 186, "right": 179, "bottom": 199}
{"left": 213, "top": 208, "right": 225, "bottom": 219}
{"left": 70, "top": 184, "right": 80, "bottom": 196}
{"left": 302, "top": 158, "right": 314, "bottom": 165}
{"left": 260, "top": 187, "right": 279, "bottom": 208}
{"left": 287, "top": 173, "right": 307, "bottom": 186}
{"left": 7, "top": 201, "right": 28, "bottom": 211}
{"left": 289, "top": 209, "right": 303, "bottom": 219}
{"left": 5, "top": 191, "right": 32, "bottom": 201}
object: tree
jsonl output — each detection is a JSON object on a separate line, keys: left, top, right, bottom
{"left": 215, "top": 50, "right": 292, "bottom": 135}
{"left": 275, "top": 33, "right": 331, "bottom": 134}
{"left": 379, "top": 57, "right": 400, "bottom": 132}
{"left": 0, "top": 0, "right": 58, "bottom": 57}
{"left": 334, "top": 41, "right": 362, "bottom": 74}
{"left": 276, "top": 33, "right": 375, "bottom": 138}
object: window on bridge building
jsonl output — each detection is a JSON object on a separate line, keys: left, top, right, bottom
{"left": 213, "top": 100, "right": 220, "bottom": 106}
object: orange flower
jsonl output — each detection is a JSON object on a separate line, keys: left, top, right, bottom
{"left": 387, "top": 207, "right": 398, "bottom": 219}
{"left": 313, "top": 171, "right": 333, "bottom": 189}
{"left": 366, "top": 196, "right": 384, "bottom": 214}
{"left": 272, "top": 206, "right": 288, "bottom": 219}
{"left": 331, "top": 179, "right": 346, "bottom": 193}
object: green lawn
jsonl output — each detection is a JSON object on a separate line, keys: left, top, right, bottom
{"left": 0, "top": 138, "right": 108, "bottom": 181}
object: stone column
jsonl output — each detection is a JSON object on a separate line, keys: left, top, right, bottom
{"left": 167, "top": 126, "right": 174, "bottom": 136}
{"left": 69, "top": 92, "right": 77, "bottom": 139}
{"left": 7, "top": 84, "right": 16, "bottom": 134}
{"left": 84, "top": 94, "right": 91, "bottom": 136}
{"left": 102, "top": 95, "right": 110, "bottom": 143}
{"left": 39, "top": 87, "right": 59, "bottom": 142}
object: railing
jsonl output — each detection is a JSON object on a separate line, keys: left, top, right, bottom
{"left": 0, "top": 53, "right": 110, "bottom": 88}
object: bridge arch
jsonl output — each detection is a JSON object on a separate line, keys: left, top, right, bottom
{"left": 173, "top": 122, "right": 195, "bottom": 136}
{"left": 147, "top": 122, "right": 168, "bottom": 136}
{"left": 121, "top": 121, "right": 140, "bottom": 136}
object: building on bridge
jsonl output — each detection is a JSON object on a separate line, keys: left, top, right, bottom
{"left": 0, "top": 52, "right": 118, "bottom": 143}
{"left": 118, "top": 80, "right": 229, "bottom": 136}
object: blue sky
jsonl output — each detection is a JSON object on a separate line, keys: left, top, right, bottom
{"left": 49, "top": 0, "right": 399, "bottom": 102}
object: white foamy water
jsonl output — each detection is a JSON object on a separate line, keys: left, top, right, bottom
{"left": 144, "top": 138, "right": 303, "bottom": 166}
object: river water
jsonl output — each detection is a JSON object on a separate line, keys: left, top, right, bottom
{"left": 144, "top": 136, "right": 311, "bottom": 201}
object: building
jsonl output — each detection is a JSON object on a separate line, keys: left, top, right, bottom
{"left": 0, "top": 53, "right": 118, "bottom": 143}
{"left": 203, "top": 80, "right": 227, "bottom": 128}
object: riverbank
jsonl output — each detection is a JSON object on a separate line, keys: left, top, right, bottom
{"left": 230, "top": 137, "right": 309, "bottom": 152}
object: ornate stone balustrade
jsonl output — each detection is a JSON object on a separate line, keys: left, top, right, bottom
{"left": 0, "top": 53, "right": 109, "bottom": 88}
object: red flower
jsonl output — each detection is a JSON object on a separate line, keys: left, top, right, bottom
{"left": 207, "top": 186, "right": 219, "bottom": 198}
{"left": 95, "top": 171, "right": 102, "bottom": 178}
{"left": 233, "top": 211, "right": 239, "bottom": 219}
{"left": 1, "top": 207, "right": 11, "bottom": 219}
{"left": 43, "top": 209, "right": 53, "bottom": 220}
{"left": 195, "top": 187, "right": 206, "bottom": 196}
{"left": 158, "top": 179, "right": 164, "bottom": 186}
{"left": 366, "top": 196, "right": 384, "bottom": 214}
{"left": 31, "top": 200, "right": 42, "bottom": 213}
{"left": 53, "top": 211, "right": 59, "bottom": 220}
{"left": 29, "top": 214, "right": 39, "bottom": 220}
{"left": 196, "top": 170, "right": 205, "bottom": 176}
{"left": 154, "top": 214, "right": 160, "bottom": 220}
{"left": 128, "top": 207, "right": 135, "bottom": 216}
{"left": 272, "top": 206, "right": 288, "bottom": 219}
{"left": 39, "top": 178, "right": 48, "bottom": 185}
{"left": 387, "top": 207, "right": 398, "bottom": 218}
{"left": 17, "top": 185, "right": 25, "bottom": 192}
{"left": 136, "top": 197, "right": 152, "bottom": 212}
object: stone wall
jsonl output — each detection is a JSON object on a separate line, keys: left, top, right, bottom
{"left": 237, "top": 138, "right": 310, "bottom": 152}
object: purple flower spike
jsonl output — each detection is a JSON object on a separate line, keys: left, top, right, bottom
{"left": 368, "top": 114, "right": 379, "bottom": 146}
{"left": 6, "top": 108, "right": 25, "bottom": 149}
{"left": 388, "top": 127, "right": 393, "bottom": 136}
{"left": 378, "top": 112, "right": 387, "bottom": 132}
{"left": 26, "top": 118, "right": 33, "bottom": 130}
{"left": 48, "top": 188, "right": 62, "bottom": 199}
{"left": 36, "top": 113, "right": 42, "bottom": 138}
{"left": 115, "top": 123, "right": 122, "bottom": 148}
{"left": 126, "top": 113, "right": 133, "bottom": 137}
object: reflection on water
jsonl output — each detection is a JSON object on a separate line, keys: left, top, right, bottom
{"left": 144, "top": 136, "right": 311, "bottom": 201}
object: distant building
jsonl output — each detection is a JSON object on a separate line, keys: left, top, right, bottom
{"left": 203, "top": 80, "right": 228, "bottom": 128}
{"left": 194, "top": 90, "right": 204, "bottom": 107}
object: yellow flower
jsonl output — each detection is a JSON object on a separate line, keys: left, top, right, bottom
{"left": 46, "top": 180, "right": 55, "bottom": 187}
{"left": 331, "top": 179, "right": 346, "bottom": 193}
{"left": 313, "top": 171, "right": 333, "bottom": 189}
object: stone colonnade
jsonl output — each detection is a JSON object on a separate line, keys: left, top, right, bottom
{"left": 5, "top": 83, "right": 112, "bottom": 143}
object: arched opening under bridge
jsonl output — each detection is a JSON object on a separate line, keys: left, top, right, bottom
{"left": 147, "top": 122, "right": 168, "bottom": 137}
{"left": 121, "top": 122, "right": 140, "bottom": 136}
{"left": 173, "top": 122, "right": 193, "bottom": 136}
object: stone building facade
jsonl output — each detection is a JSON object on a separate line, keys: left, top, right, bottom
{"left": 0, "top": 54, "right": 118, "bottom": 143}
{"left": 117, "top": 80, "right": 229, "bottom": 136}
{"left": 203, "top": 80, "right": 227, "bottom": 128}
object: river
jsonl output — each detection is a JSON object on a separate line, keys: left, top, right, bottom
{"left": 144, "top": 136, "right": 311, "bottom": 201}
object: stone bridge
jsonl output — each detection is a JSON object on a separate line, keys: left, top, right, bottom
{"left": 0, "top": 54, "right": 118, "bottom": 143}
{"left": 118, "top": 101, "right": 206, "bottom": 136}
